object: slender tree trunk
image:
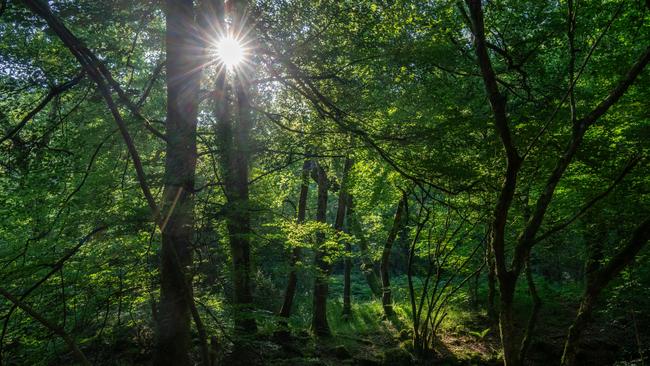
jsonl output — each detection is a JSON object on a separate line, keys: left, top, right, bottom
{"left": 347, "top": 195, "right": 382, "bottom": 297}
{"left": 471, "top": 266, "right": 481, "bottom": 309}
{"left": 336, "top": 158, "right": 352, "bottom": 319}
{"left": 155, "top": 1, "right": 201, "bottom": 365}
{"left": 380, "top": 194, "right": 407, "bottom": 317}
{"left": 312, "top": 163, "right": 331, "bottom": 336}
{"left": 561, "top": 294, "right": 597, "bottom": 366}
{"left": 227, "top": 77, "right": 257, "bottom": 335}
{"left": 466, "top": 0, "right": 648, "bottom": 363}
{"left": 279, "top": 159, "right": 311, "bottom": 318}
{"left": 343, "top": 238, "right": 352, "bottom": 318}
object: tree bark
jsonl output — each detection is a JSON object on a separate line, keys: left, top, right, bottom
{"left": 154, "top": 1, "right": 202, "bottom": 364}
{"left": 229, "top": 75, "right": 257, "bottom": 335}
{"left": 279, "top": 159, "right": 311, "bottom": 318}
{"left": 212, "top": 0, "right": 257, "bottom": 336}
{"left": 380, "top": 194, "right": 407, "bottom": 317}
{"left": 312, "top": 163, "right": 331, "bottom": 336}
{"left": 498, "top": 276, "right": 519, "bottom": 366}
{"left": 336, "top": 158, "right": 352, "bottom": 319}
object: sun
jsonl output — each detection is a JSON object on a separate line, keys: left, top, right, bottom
{"left": 216, "top": 37, "right": 244, "bottom": 68}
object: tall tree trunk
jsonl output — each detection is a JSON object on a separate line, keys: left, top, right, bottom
{"left": 155, "top": 1, "right": 201, "bottom": 364}
{"left": 497, "top": 275, "right": 519, "bottom": 366}
{"left": 470, "top": 266, "right": 481, "bottom": 310}
{"left": 561, "top": 217, "right": 650, "bottom": 366}
{"left": 312, "top": 163, "right": 331, "bottom": 336}
{"left": 230, "top": 74, "right": 256, "bottom": 335}
{"left": 213, "top": 0, "right": 257, "bottom": 336}
{"left": 347, "top": 195, "right": 382, "bottom": 297}
{"left": 279, "top": 159, "right": 311, "bottom": 318}
{"left": 380, "top": 194, "right": 407, "bottom": 317}
{"left": 336, "top": 158, "right": 352, "bottom": 319}
{"left": 342, "top": 239, "right": 352, "bottom": 319}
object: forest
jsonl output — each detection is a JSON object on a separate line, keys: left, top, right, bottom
{"left": 0, "top": 0, "right": 649, "bottom": 365}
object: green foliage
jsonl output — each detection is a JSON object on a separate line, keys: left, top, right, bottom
{"left": 1, "top": 0, "right": 649, "bottom": 364}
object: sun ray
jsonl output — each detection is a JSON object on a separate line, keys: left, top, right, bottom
{"left": 216, "top": 36, "right": 244, "bottom": 68}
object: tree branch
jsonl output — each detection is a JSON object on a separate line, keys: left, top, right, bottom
{"left": 21, "top": 0, "right": 160, "bottom": 220}
{"left": 513, "top": 45, "right": 650, "bottom": 273}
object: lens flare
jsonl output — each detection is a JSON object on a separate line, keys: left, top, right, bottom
{"left": 216, "top": 37, "right": 244, "bottom": 67}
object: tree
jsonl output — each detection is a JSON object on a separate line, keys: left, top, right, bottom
{"left": 154, "top": 0, "right": 202, "bottom": 364}
{"left": 311, "top": 162, "right": 331, "bottom": 336}
{"left": 463, "top": 0, "right": 649, "bottom": 363}
{"left": 380, "top": 194, "right": 407, "bottom": 317}
{"left": 279, "top": 159, "right": 311, "bottom": 320}
{"left": 1, "top": 1, "right": 649, "bottom": 365}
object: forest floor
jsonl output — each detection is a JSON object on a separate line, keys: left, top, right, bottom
{"left": 238, "top": 277, "right": 646, "bottom": 366}
{"left": 245, "top": 309, "right": 640, "bottom": 366}
{"left": 74, "top": 275, "right": 645, "bottom": 365}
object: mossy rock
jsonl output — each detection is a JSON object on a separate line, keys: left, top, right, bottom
{"left": 382, "top": 347, "right": 414, "bottom": 366}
